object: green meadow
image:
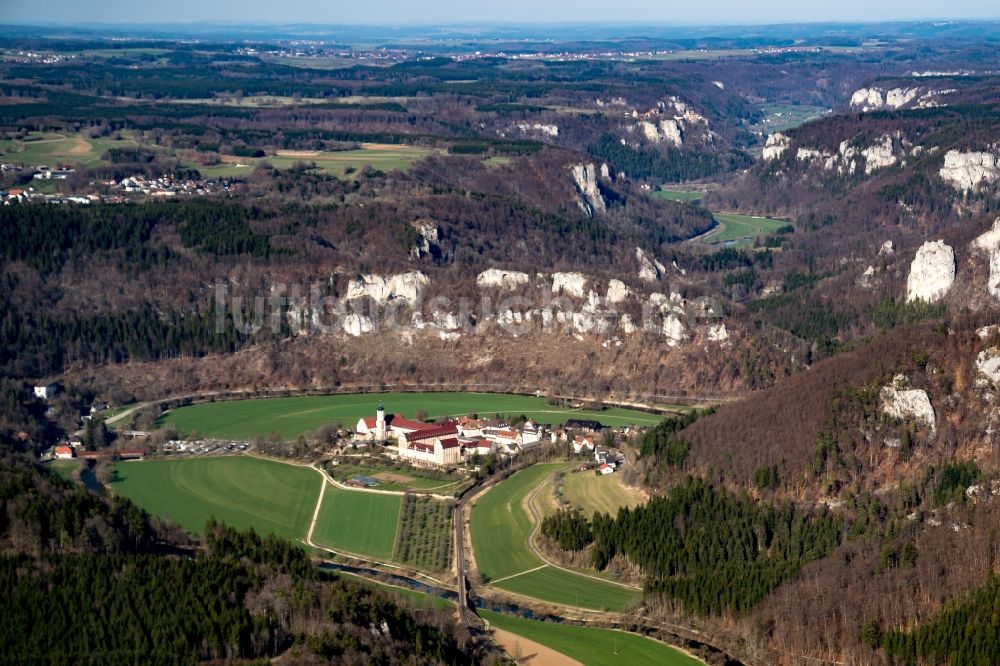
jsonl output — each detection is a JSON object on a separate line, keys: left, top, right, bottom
{"left": 156, "top": 392, "right": 665, "bottom": 440}
{"left": 480, "top": 610, "right": 702, "bottom": 666}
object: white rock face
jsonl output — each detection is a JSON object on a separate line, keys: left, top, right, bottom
{"left": 636, "top": 247, "right": 665, "bottom": 283}
{"left": 476, "top": 268, "right": 530, "bottom": 290}
{"left": 606, "top": 279, "right": 631, "bottom": 304}
{"left": 410, "top": 221, "right": 439, "bottom": 258}
{"left": 976, "top": 348, "right": 1000, "bottom": 385}
{"left": 345, "top": 272, "right": 429, "bottom": 306}
{"left": 860, "top": 134, "right": 899, "bottom": 174}
{"left": 343, "top": 313, "right": 375, "bottom": 337}
{"left": 661, "top": 313, "right": 689, "bottom": 346}
{"left": 886, "top": 87, "right": 920, "bottom": 108}
{"left": 879, "top": 240, "right": 895, "bottom": 256}
{"left": 569, "top": 163, "right": 606, "bottom": 215}
{"left": 551, "top": 272, "right": 588, "bottom": 298}
{"left": 706, "top": 322, "right": 729, "bottom": 342}
{"left": 880, "top": 374, "right": 936, "bottom": 432}
{"left": 850, "top": 87, "right": 885, "bottom": 111}
{"left": 939, "top": 150, "right": 1000, "bottom": 192}
{"left": 906, "top": 240, "right": 955, "bottom": 303}
{"left": 515, "top": 122, "right": 558, "bottom": 137}
{"left": 762, "top": 133, "right": 791, "bottom": 161}
{"left": 637, "top": 119, "right": 683, "bottom": 147}
{"left": 972, "top": 218, "right": 1000, "bottom": 298}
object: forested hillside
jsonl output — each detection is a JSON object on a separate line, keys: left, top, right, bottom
{"left": 0, "top": 451, "right": 481, "bottom": 664}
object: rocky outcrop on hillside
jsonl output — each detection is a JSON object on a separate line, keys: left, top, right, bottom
{"left": 623, "top": 97, "right": 710, "bottom": 149}
{"left": 849, "top": 85, "right": 954, "bottom": 112}
{"left": 551, "top": 272, "right": 588, "bottom": 298}
{"left": 976, "top": 348, "right": 1000, "bottom": 385}
{"left": 972, "top": 218, "right": 1000, "bottom": 298}
{"left": 568, "top": 163, "right": 607, "bottom": 216}
{"left": 409, "top": 221, "right": 440, "bottom": 259}
{"left": 939, "top": 150, "right": 1000, "bottom": 192}
{"left": 476, "top": 268, "right": 530, "bottom": 290}
{"left": 515, "top": 122, "right": 559, "bottom": 138}
{"left": 792, "top": 132, "right": 912, "bottom": 176}
{"left": 762, "top": 132, "right": 791, "bottom": 161}
{"left": 880, "top": 373, "right": 936, "bottom": 433}
{"left": 636, "top": 247, "right": 666, "bottom": 283}
{"left": 906, "top": 240, "right": 955, "bottom": 303}
{"left": 345, "top": 272, "right": 429, "bottom": 306}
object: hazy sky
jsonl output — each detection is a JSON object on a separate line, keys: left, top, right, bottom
{"left": 0, "top": 0, "right": 996, "bottom": 25}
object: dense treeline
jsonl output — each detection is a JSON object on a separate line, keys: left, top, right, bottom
{"left": 881, "top": 574, "right": 1000, "bottom": 665}
{"left": 589, "top": 133, "right": 752, "bottom": 183}
{"left": 0, "top": 201, "right": 278, "bottom": 274}
{"left": 588, "top": 477, "right": 841, "bottom": 614}
{"left": 0, "top": 299, "right": 251, "bottom": 378}
{"left": 540, "top": 508, "right": 593, "bottom": 551}
{"left": 0, "top": 452, "right": 480, "bottom": 665}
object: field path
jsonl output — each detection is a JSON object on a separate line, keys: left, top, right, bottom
{"left": 523, "top": 476, "right": 641, "bottom": 591}
{"left": 306, "top": 469, "right": 328, "bottom": 547}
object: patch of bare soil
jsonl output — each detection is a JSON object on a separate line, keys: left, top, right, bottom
{"left": 490, "top": 628, "right": 582, "bottom": 666}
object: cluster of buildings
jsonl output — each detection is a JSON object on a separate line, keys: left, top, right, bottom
{"left": 354, "top": 405, "right": 548, "bottom": 467}
{"left": 112, "top": 175, "right": 238, "bottom": 197}
{"left": 1, "top": 165, "right": 239, "bottom": 206}
{"left": 44, "top": 439, "right": 144, "bottom": 462}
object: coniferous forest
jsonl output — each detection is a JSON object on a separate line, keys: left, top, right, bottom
{"left": 0, "top": 451, "right": 478, "bottom": 665}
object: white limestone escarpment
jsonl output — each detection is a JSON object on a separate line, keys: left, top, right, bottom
{"left": 905, "top": 240, "right": 955, "bottom": 303}
{"left": 880, "top": 374, "right": 936, "bottom": 433}
{"left": 939, "top": 150, "right": 1000, "bottom": 192}
{"left": 569, "top": 163, "right": 607, "bottom": 216}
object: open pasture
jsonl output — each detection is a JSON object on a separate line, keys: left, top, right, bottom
{"left": 703, "top": 213, "right": 789, "bottom": 246}
{"left": 191, "top": 143, "right": 436, "bottom": 178}
{"left": 312, "top": 485, "right": 401, "bottom": 559}
{"left": 471, "top": 464, "right": 642, "bottom": 611}
{"left": 651, "top": 189, "right": 704, "bottom": 203}
{"left": 479, "top": 610, "right": 702, "bottom": 666}
{"left": 110, "top": 456, "right": 320, "bottom": 541}
{"left": 156, "top": 392, "right": 665, "bottom": 440}
{"left": 0, "top": 132, "right": 137, "bottom": 168}
{"left": 559, "top": 471, "right": 647, "bottom": 519}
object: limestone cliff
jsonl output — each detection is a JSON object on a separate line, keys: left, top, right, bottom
{"left": 905, "top": 240, "right": 955, "bottom": 303}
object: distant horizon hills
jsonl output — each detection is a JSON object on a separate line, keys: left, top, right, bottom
{"left": 1, "top": 19, "right": 999, "bottom": 45}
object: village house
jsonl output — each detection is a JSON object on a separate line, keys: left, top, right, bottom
{"left": 54, "top": 445, "right": 75, "bottom": 459}
{"left": 573, "top": 434, "right": 595, "bottom": 454}
{"left": 33, "top": 383, "right": 58, "bottom": 400}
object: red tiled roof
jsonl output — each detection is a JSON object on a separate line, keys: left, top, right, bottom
{"left": 408, "top": 441, "right": 435, "bottom": 453}
{"left": 361, "top": 413, "right": 437, "bottom": 432}
{"left": 405, "top": 424, "right": 459, "bottom": 442}
{"left": 54, "top": 446, "right": 74, "bottom": 455}
{"left": 496, "top": 430, "right": 520, "bottom": 440}
{"left": 439, "top": 438, "right": 461, "bottom": 449}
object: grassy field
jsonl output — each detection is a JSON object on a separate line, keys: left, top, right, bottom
{"left": 480, "top": 610, "right": 702, "bottom": 666}
{"left": 472, "top": 464, "right": 566, "bottom": 581}
{"left": 751, "top": 104, "right": 829, "bottom": 133}
{"left": 189, "top": 144, "right": 437, "bottom": 178}
{"left": 559, "top": 471, "right": 646, "bottom": 519}
{"left": 496, "top": 566, "right": 640, "bottom": 611}
{"left": 156, "top": 392, "right": 666, "bottom": 440}
{"left": 312, "top": 485, "right": 401, "bottom": 560}
{"left": 0, "top": 132, "right": 137, "bottom": 168}
{"left": 703, "top": 213, "right": 789, "bottom": 247}
{"left": 651, "top": 189, "right": 704, "bottom": 203}
{"left": 328, "top": 462, "right": 466, "bottom": 492}
{"left": 47, "top": 460, "right": 82, "bottom": 482}
{"left": 471, "top": 464, "right": 642, "bottom": 611}
{"left": 110, "top": 457, "right": 320, "bottom": 541}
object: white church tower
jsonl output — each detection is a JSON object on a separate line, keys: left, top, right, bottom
{"left": 375, "top": 403, "right": 386, "bottom": 440}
